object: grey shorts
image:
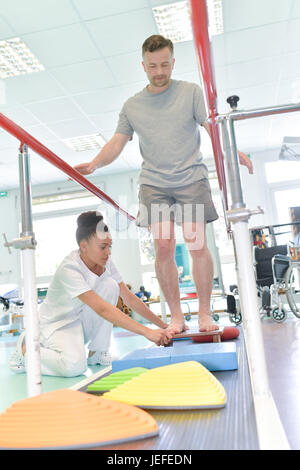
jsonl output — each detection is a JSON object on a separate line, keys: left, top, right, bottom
{"left": 136, "top": 178, "right": 219, "bottom": 227}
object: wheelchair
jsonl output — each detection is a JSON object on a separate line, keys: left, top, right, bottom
{"left": 254, "top": 245, "right": 290, "bottom": 322}
{"left": 210, "top": 286, "right": 242, "bottom": 326}
{"left": 254, "top": 244, "right": 300, "bottom": 322}
{"left": 285, "top": 249, "right": 300, "bottom": 318}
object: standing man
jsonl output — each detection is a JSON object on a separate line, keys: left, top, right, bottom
{"left": 74, "top": 35, "right": 253, "bottom": 334}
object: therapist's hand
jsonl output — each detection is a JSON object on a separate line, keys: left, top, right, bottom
{"left": 145, "top": 328, "right": 173, "bottom": 346}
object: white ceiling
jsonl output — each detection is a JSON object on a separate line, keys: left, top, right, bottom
{"left": 0, "top": 0, "right": 300, "bottom": 189}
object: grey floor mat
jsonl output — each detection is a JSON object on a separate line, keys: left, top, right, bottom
{"left": 82, "top": 330, "right": 259, "bottom": 450}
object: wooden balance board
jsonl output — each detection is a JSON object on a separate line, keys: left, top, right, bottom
{"left": 192, "top": 326, "right": 240, "bottom": 343}
{"left": 170, "top": 326, "right": 240, "bottom": 345}
{"left": 171, "top": 326, "right": 224, "bottom": 344}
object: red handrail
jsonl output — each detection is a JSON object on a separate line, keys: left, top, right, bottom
{"left": 190, "top": 0, "right": 228, "bottom": 211}
{"left": 0, "top": 112, "right": 135, "bottom": 221}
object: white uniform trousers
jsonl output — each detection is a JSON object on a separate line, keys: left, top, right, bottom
{"left": 39, "top": 277, "right": 119, "bottom": 377}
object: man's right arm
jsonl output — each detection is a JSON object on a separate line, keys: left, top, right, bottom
{"left": 74, "top": 133, "right": 131, "bottom": 176}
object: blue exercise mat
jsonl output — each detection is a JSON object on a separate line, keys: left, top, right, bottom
{"left": 112, "top": 340, "right": 238, "bottom": 372}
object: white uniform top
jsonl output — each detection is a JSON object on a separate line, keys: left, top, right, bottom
{"left": 39, "top": 250, "right": 123, "bottom": 339}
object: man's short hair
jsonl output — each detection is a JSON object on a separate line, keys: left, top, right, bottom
{"left": 142, "top": 35, "right": 174, "bottom": 57}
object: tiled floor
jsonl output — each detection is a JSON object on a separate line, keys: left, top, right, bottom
{"left": 0, "top": 326, "right": 151, "bottom": 414}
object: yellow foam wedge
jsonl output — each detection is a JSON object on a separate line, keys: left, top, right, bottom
{"left": 0, "top": 389, "right": 158, "bottom": 449}
{"left": 103, "top": 361, "right": 226, "bottom": 409}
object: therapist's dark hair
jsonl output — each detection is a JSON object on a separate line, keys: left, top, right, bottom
{"left": 76, "top": 211, "right": 109, "bottom": 245}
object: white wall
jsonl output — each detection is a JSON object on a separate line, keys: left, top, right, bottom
{"left": 240, "top": 148, "right": 285, "bottom": 227}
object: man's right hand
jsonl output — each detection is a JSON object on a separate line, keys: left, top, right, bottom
{"left": 74, "top": 162, "right": 95, "bottom": 176}
{"left": 145, "top": 328, "right": 174, "bottom": 346}
{"left": 73, "top": 134, "right": 130, "bottom": 178}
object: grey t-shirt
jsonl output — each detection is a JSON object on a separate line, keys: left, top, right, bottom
{"left": 115, "top": 79, "right": 208, "bottom": 188}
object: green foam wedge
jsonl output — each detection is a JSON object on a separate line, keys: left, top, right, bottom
{"left": 87, "top": 367, "right": 148, "bottom": 392}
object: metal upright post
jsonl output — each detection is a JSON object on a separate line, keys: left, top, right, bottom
{"left": 221, "top": 117, "right": 245, "bottom": 209}
{"left": 18, "top": 144, "right": 42, "bottom": 397}
{"left": 220, "top": 107, "right": 290, "bottom": 450}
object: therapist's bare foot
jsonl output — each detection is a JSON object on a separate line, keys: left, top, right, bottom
{"left": 198, "top": 311, "right": 218, "bottom": 332}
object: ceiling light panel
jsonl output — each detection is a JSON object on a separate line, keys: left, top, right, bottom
{"left": 63, "top": 134, "right": 106, "bottom": 152}
{"left": 207, "top": 0, "right": 224, "bottom": 36}
{"left": 0, "top": 37, "right": 44, "bottom": 79}
{"left": 152, "top": 0, "right": 223, "bottom": 44}
{"left": 153, "top": 1, "right": 193, "bottom": 43}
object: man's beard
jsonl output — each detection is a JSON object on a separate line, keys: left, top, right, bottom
{"left": 151, "top": 75, "right": 170, "bottom": 87}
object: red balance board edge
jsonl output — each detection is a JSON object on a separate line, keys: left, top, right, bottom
{"left": 191, "top": 326, "right": 240, "bottom": 343}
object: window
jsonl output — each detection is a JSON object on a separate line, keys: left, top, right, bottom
{"left": 210, "top": 177, "right": 237, "bottom": 291}
{"left": 34, "top": 214, "right": 79, "bottom": 277}
{"left": 210, "top": 179, "right": 234, "bottom": 258}
{"left": 265, "top": 161, "right": 300, "bottom": 184}
{"left": 138, "top": 228, "right": 155, "bottom": 265}
{"left": 267, "top": 161, "right": 300, "bottom": 245}
{"left": 274, "top": 187, "right": 300, "bottom": 224}
{"left": 32, "top": 190, "right": 101, "bottom": 214}
{"left": 142, "top": 271, "right": 160, "bottom": 299}
{"left": 32, "top": 189, "right": 106, "bottom": 279}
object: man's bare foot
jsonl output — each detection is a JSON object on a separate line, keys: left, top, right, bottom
{"left": 198, "top": 312, "right": 218, "bottom": 332}
{"left": 167, "top": 316, "right": 188, "bottom": 335}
